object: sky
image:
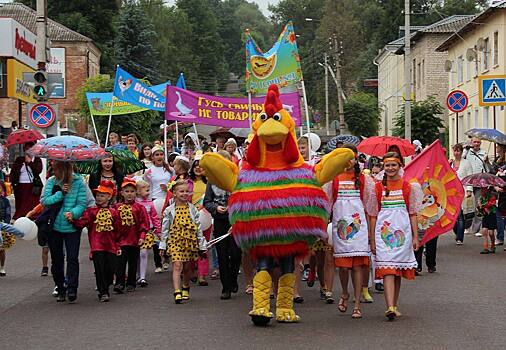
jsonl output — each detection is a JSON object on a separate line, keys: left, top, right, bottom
{"left": 163, "top": 0, "right": 280, "bottom": 15}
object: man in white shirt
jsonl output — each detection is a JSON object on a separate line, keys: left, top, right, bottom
{"left": 463, "top": 137, "right": 489, "bottom": 235}
{"left": 463, "top": 137, "right": 488, "bottom": 175}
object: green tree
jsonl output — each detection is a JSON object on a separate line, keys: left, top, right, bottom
{"left": 393, "top": 96, "right": 444, "bottom": 146}
{"left": 138, "top": 0, "right": 197, "bottom": 84}
{"left": 214, "top": 0, "right": 273, "bottom": 77}
{"left": 343, "top": 92, "right": 380, "bottom": 137}
{"left": 19, "top": 0, "right": 119, "bottom": 73}
{"left": 76, "top": 74, "right": 160, "bottom": 143}
{"left": 176, "top": 0, "right": 228, "bottom": 93}
{"left": 115, "top": 1, "right": 159, "bottom": 80}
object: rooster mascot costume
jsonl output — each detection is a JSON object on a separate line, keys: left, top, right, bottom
{"left": 201, "top": 85, "right": 354, "bottom": 326}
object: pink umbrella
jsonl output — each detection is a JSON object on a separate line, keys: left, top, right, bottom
{"left": 461, "top": 173, "right": 506, "bottom": 188}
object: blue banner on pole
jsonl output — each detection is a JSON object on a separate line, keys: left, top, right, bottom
{"left": 113, "top": 66, "right": 166, "bottom": 111}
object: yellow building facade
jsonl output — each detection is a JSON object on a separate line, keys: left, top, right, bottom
{"left": 376, "top": 16, "right": 472, "bottom": 137}
{"left": 437, "top": 4, "right": 506, "bottom": 150}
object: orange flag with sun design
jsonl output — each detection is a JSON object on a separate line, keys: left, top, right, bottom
{"left": 404, "top": 140, "right": 464, "bottom": 246}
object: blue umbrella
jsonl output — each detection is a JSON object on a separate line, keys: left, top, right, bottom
{"left": 326, "top": 135, "right": 361, "bottom": 151}
{"left": 465, "top": 129, "right": 506, "bottom": 145}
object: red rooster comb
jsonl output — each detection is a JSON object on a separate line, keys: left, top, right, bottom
{"left": 264, "top": 84, "right": 282, "bottom": 117}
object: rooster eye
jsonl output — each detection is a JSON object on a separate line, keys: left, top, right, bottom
{"left": 273, "top": 113, "right": 282, "bottom": 121}
{"left": 259, "top": 112, "right": 268, "bottom": 121}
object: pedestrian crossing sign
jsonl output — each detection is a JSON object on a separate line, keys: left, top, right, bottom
{"left": 479, "top": 75, "right": 506, "bottom": 106}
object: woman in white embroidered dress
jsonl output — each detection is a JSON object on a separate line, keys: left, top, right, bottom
{"left": 369, "top": 151, "right": 423, "bottom": 320}
{"left": 327, "top": 145, "right": 377, "bottom": 319}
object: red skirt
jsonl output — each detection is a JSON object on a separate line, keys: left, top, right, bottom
{"left": 335, "top": 256, "right": 370, "bottom": 268}
{"left": 13, "top": 183, "right": 40, "bottom": 219}
{"left": 375, "top": 267, "right": 415, "bottom": 280}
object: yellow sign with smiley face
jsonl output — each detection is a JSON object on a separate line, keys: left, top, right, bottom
{"left": 250, "top": 54, "right": 277, "bottom": 79}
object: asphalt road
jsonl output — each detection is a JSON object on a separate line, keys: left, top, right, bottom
{"left": 1, "top": 231, "right": 505, "bottom": 350}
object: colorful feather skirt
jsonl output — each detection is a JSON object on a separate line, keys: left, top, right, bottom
{"left": 229, "top": 164, "right": 329, "bottom": 258}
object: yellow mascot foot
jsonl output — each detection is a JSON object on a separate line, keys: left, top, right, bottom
{"left": 249, "top": 270, "right": 273, "bottom": 326}
{"left": 275, "top": 273, "right": 300, "bottom": 323}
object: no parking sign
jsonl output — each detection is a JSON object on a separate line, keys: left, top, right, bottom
{"left": 29, "top": 103, "right": 56, "bottom": 128}
{"left": 26, "top": 103, "right": 58, "bottom": 136}
{"left": 446, "top": 90, "right": 468, "bottom": 113}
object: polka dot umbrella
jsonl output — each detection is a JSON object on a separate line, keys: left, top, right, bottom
{"left": 5, "top": 129, "right": 45, "bottom": 147}
{"left": 27, "top": 135, "right": 108, "bottom": 162}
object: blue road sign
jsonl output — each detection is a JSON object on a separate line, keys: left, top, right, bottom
{"left": 479, "top": 75, "right": 506, "bottom": 106}
{"left": 446, "top": 90, "right": 468, "bottom": 113}
{"left": 29, "top": 103, "right": 56, "bottom": 128}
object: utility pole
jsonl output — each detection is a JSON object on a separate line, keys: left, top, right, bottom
{"left": 324, "top": 52, "right": 330, "bottom": 136}
{"left": 404, "top": 0, "right": 412, "bottom": 141}
{"left": 332, "top": 34, "right": 346, "bottom": 135}
{"left": 36, "top": 0, "right": 48, "bottom": 69}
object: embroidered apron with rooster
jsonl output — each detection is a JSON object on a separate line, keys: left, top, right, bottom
{"left": 374, "top": 189, "right": 417, "bottom": 269}
{"left": 332, "top": 180, "right": 370, "bottom": 258}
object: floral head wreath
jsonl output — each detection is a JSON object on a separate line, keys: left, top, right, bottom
{"left": 168, "top": 178, "right": 187, "bottom": 193}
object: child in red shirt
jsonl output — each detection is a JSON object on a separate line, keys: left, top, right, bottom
{"left": 72, "top": 180, "right": 121, "bottom": 302}
{"left": 478, "top": 186, "right": 498, "bottom": 254}
{"left": 113, "top": 178, "right": 149, "bottom": 293}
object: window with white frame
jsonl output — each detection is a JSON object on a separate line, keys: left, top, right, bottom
{"left": 467, "top": 110, "right": 471, "bottom": 135}
{"left": 417, "top": 62, "right": 421, "bottom": 87}
{"left": 474, "top": 108, "right": 479, "bottom": 128}
{"left": 466, "top": 59, "right": 471, "bottom": 81}
{"left": 457, "top": 55, "right": 464, "bottom": 83}
{"left": 474, "top": 52, "right": 479, "bottom": 77}
{"left": 412, "top": 58, "right": 416, "bottom": 89}
{"left": 482, "top": 37, "right": 489, "bottom": 71}
{"left": 483, "top": 107, "right": 489, "bottom": 128}
{"left": 458, "top": 114, "right": 464, "bottom": 143}
{"left": 494, "top": 31, "right": 499, "bottom": 66}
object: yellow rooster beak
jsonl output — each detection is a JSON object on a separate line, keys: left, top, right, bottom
{"left": 257, "top": 118, "right": 289, "bottom": 145}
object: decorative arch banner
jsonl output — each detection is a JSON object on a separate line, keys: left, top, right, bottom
{"left": 165, "top": 86, "right": 302, "bottom": 128}
{"left": 245, "top": 21, "right": 302, "bottom": 95}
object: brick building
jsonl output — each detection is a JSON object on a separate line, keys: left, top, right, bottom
{"left": 0, "top": 3, "right": 100, "bottom": 134}
{"left": 376, "top": 15, "right": 472, "bottom": 135}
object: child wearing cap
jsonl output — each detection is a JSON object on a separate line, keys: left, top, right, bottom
{"left": 113, "top": 178, "right": 150, "bottom": 293}
{"left": 72, "top": 180, "right": 121, "bottom": 302}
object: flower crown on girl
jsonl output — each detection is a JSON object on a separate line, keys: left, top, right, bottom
{"left": 168, "top": 178, "right": 188, "bottom": 193}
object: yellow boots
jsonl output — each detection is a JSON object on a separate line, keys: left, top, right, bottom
{"left": 249, "top": 270, "right": 274, "bottom": 326}
{"left": 249, "top": 271, "right": 300, "bottom": 325}
{"left": 275, "top": 273, "right": 300, "bottom": 323}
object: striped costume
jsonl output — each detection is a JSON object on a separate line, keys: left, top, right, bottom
{"left": 229, "top": 162, "right": 330, "bottom": 258}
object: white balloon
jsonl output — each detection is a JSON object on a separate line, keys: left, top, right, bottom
{"left": 14, "top": 217, "right": 38, "bottom": 241}
{"left": 199, "top": 209, "right": 213, "bottom": 231}
{"left": 302, "top": 132, "right": 321, "bottom": 152}
{"left": 153, "top": 198, "right": 165, "bottom": 218}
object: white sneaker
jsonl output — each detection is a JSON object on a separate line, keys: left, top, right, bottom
{"left": 154, "top": 267, "right": 163, "bottom": 273}
{"left": 0, "top": 268, "right": 5, "bottom": 276}
{"left": 52, "top": 286, "right": 59, "bottom": 297}
{"left": 456, "top": 240, "right": 463, "bottom": 245}
{"left": 495, "top": 240, "right": 504, "bottom": 246}
{"left": 474, "top": 232, "right": 483, "bottom": 237}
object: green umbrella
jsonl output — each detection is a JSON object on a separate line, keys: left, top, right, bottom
{"left": 74, "top": 148, "right": 145, "bottom": 175}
